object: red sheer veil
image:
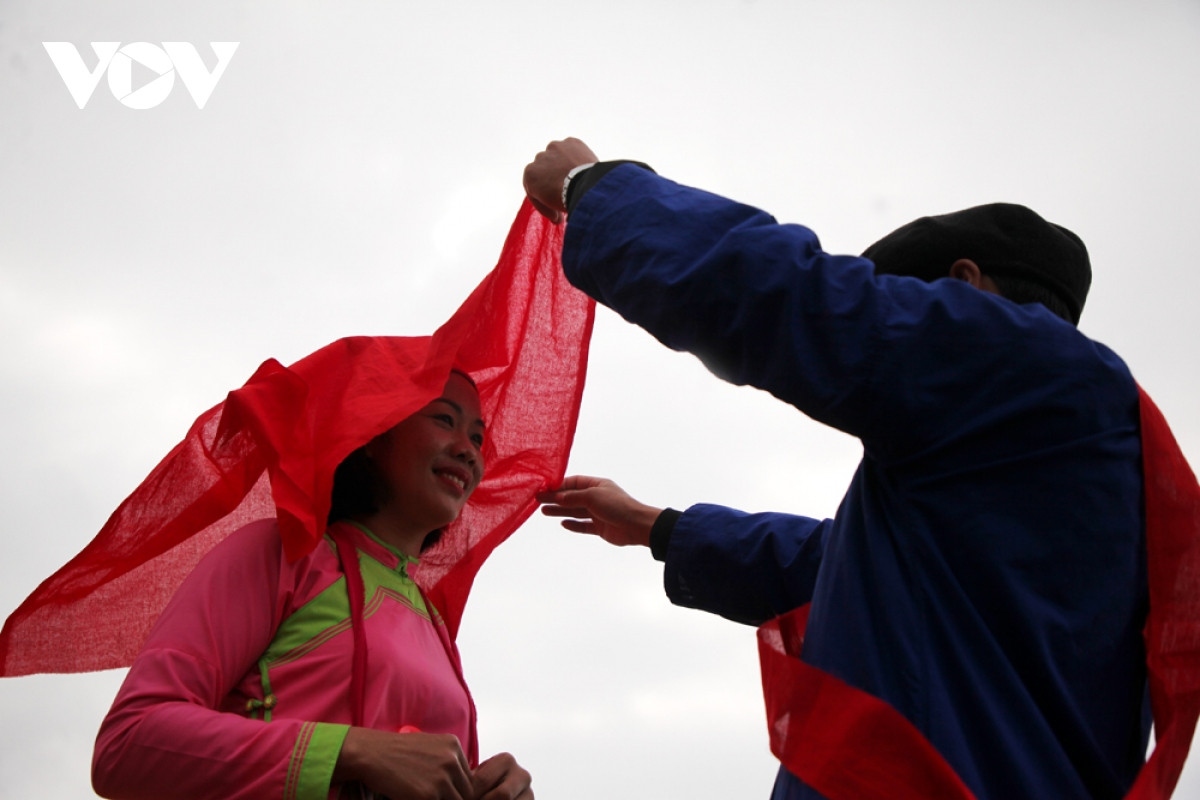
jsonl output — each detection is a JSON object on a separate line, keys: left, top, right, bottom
{"left": 1, "top": 200, "right": 593, "bottom": 675}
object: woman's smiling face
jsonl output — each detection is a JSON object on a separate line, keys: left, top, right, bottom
{"left": 366, "top": 372, "right": 486, "bottom": 537}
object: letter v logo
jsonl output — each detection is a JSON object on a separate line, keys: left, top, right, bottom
{"left": 43, "top": 42, "right": 119, "bottom": 109}
{"left": 162, "top": 43, "right": 239, "bottom": 109}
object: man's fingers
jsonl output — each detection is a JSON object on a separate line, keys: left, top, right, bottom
{"left": 537, "top": 483, "right": 599, "bottom": 505}
{"left": 527, "top": 196, "right": 561, "bottom": 224}
{"left": 557, "top": 475, "right": 606, "bottom": 490}
{"left": 537, "top": 476, "right": 607, "bottom": 501}
{"left": 537, "top": 505, "right": 600, "bottom": 534}
{"left": 539, "top": 504, "right": 592, "bottom": 519}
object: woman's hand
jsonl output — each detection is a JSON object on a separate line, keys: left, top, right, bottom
{"left": 537, "top": 476, "right": 662, "bottom": 548}
{"left": 471, "top": 752, "right": 533, "bottom": 800}
{"left": 334, "top": 727, "right": 473, "bottom": 799}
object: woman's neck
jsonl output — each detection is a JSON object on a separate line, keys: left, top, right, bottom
{"left": 349, "top": 511, "right": 427, "bottom": 558}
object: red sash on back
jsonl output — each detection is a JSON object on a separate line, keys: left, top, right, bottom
{"left": 758, "top": 387, "right": 1200, "bottom": 799}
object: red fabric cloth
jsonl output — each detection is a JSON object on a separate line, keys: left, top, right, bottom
{"left": 757, "top": 606, "right": 976, "bottom": 800}
{"left": 758, "top": 387, "right": 1199, "bottom": 799}
{"left": 1128, "top": 389, "right": 1200, "bottom": 799}
{"left": 0, "top": 200, "right": 593, "bottom": 676}
{"left": 335, "top": 534, "right": 370, "bottom": 727}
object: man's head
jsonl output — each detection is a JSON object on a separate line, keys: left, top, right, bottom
{"left": 862, "top": 203, "right": 1091, "bottom": 325}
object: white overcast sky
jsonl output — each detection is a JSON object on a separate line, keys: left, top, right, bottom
{"left": 3, "top": 1, "right": 1199, "bottom": 798}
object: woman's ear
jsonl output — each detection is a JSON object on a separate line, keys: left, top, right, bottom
{"left": 361, "top": 430, "right": 388, "bottom": 463}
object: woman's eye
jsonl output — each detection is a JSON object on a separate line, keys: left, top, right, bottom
{"left": 431, "top": 413, "right": 454, "bottom": 426}
{"left": 471, "top": 434, "right": 484, "bottom": 448}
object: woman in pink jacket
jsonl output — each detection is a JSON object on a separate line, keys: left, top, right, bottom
{"left": 96, "top": 371, "right": 537, "bottom": 800}
{"left": 92, "top": 372, "right": 534, "bottom": 800}
{"left": 0, "top": 204, "right": 587, "bottom": 799}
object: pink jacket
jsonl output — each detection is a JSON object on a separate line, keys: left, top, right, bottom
{"left": 93, "top": 519, "right": 475, "bottom": 800}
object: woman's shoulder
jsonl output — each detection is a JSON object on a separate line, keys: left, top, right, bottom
{"left": 201, "top": 517, "right": 285, "bottom": 566}
{"left": 169, "top": 518, "right": 342, "bottom": 630}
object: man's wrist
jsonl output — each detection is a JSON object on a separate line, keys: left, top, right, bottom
{"left": 649, "top": 508, "right": 682, "bottom": 561}
{"left": 564, "top": 160, "right": 656, "bottom": 214}
{"left": 561, "top": 163, "right": 596, "bottom": 210}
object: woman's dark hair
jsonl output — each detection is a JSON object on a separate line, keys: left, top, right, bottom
{"left": 327, "top": 443, "right": 445, "bottom": 553}
{"left": 328, "top": 447, "right": 384, "bottom": 524}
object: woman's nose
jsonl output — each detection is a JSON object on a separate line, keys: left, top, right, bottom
{"left": 450, "top": 428, "right": 478, "bottom": 462}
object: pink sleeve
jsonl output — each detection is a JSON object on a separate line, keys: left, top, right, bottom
{"left": 92, "top": 520, "right": 348, "bottom": 800}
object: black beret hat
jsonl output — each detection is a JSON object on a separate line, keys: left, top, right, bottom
{"left": 861, "top": 203, "right": 1092, "bottom": 324}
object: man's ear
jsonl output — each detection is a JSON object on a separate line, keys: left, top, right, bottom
{"left": 949, "top": 258, "right": 985, "bottom": 288}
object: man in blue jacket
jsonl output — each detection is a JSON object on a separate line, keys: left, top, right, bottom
{"left": 529, "top": 138, "right": 1150, "bottom": 799}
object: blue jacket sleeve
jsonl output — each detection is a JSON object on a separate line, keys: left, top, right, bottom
{"left": 562, "top": 164, "right": 886, "bottom": 439}
{"left": 665, "top": 505, "right": 830, "bottom": 625}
